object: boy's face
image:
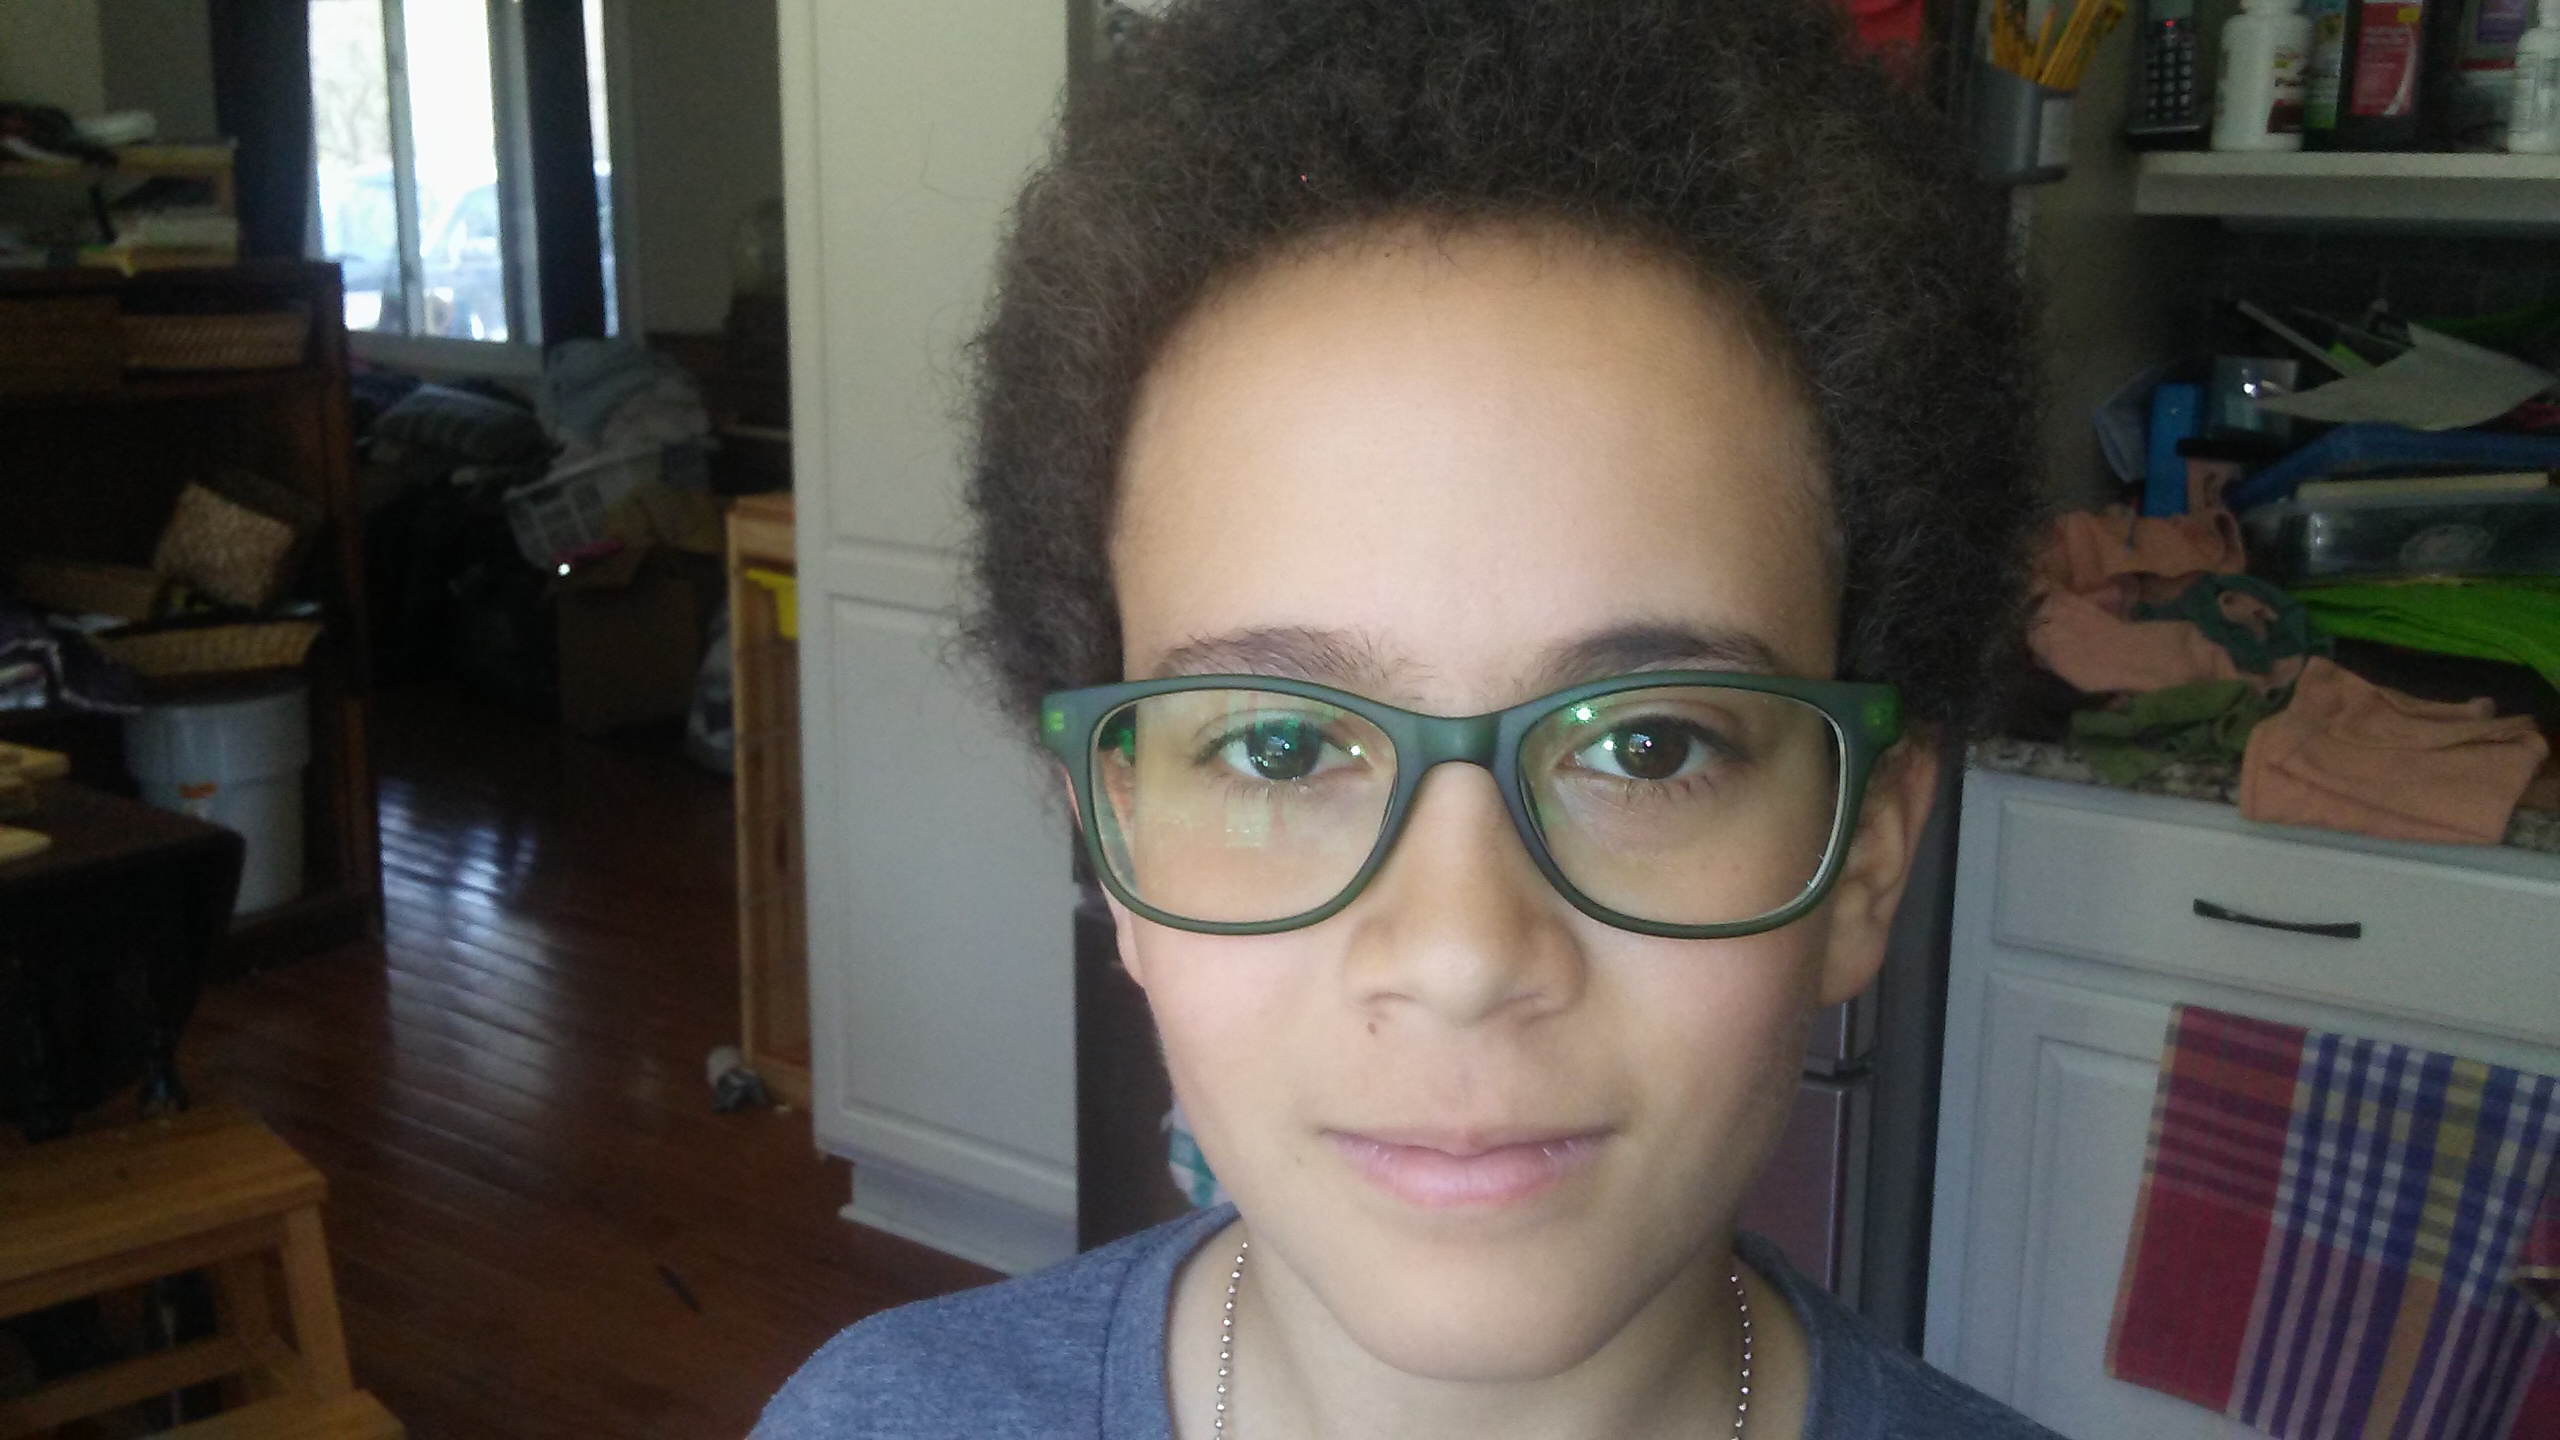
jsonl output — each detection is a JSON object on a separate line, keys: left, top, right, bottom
{"left": 1105, "top": 223, "right": 1934, "bottom": 1381}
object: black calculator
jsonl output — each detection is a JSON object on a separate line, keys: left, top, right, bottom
{"left": 2125, "top": 0, "right": 2209, "bottom": 148}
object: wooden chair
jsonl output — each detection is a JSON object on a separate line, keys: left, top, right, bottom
{"left": 0, "top": 1106, "right": 400, "bottom": 1437}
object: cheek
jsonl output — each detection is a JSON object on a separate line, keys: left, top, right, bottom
{"left": 1610, "top": 928, "right": 1825, "bottom": 1166}
{"left": 1119, "top": 922, "right": 1323, "bottom": 1143}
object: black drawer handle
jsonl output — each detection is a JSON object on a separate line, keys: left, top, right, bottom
{"left": 2193, "top": 899, "right": 2363, "bottom": 941}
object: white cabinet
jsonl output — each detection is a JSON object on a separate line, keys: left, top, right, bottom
{"left": 1926, "top": 769, "right": 2560, "bottom": 1439}
{"left": 778, "top": 3, "right": 1079, "bottom": 1274}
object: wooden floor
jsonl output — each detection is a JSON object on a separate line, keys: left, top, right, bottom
{"left": 179, "top": 687, "right": 996, "bottom": 1440}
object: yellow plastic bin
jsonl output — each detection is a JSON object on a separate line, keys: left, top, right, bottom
{"left": 744, "top": 567, "right": 798, "bottom": 641}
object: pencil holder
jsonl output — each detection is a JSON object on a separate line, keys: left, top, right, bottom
{"left": 1973, "top": 63, "right": 2075, "bottom": 185}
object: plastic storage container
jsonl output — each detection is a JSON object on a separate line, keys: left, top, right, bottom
{"left": 124, "top": 684, "right": 310, "bottom": 915}
{"left": 2243, "top": 487, "right": 2560, "bottom": 583}
{"left": 504, "top": 447, "right": 660, "bottom": 568}
{"left": 504, "top": 443, "right": 712, "bottom": 570}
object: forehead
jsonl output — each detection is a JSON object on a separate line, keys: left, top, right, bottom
{"left": 1109, "top": 222, "right": 1838, "bottom": 711}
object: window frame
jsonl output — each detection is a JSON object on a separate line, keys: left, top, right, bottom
{"left": 314, "top": 0, "right": 630, "bottom": 370}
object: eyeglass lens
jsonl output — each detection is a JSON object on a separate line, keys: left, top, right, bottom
{"left": 1089, "top": 686, "right": 1845, "bottom": 930}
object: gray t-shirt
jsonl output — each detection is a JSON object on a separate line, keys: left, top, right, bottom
{"left": 753, "top": 1205, "right": 2060, "bottom": 1439}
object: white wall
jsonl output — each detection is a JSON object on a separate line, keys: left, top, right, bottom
{"left": 617, "top": 0, "right": 784, "bottom": 335}
{"left": 0, "top": 0, "right": 107, "bottom": 116}
{"left": 2024, "top": 36, "right": 2216, "bottom": 510}
{"left": 780, "top": 0, "right": 1079, "bottom": 1274}
{"left": 97, "top": 0, "right": 215, "bottom": 138}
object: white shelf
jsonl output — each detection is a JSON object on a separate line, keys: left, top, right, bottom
{"left": 2132, "top": 150, "right": 2560, "bottom": 229}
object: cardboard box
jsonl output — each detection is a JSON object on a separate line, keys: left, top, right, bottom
{"left": 551, "top": 545, "right": 720, "bottom": 735}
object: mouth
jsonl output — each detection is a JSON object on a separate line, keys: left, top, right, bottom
{"left": 1325, "top": 1128, "right": 1609, "bottom": 1209}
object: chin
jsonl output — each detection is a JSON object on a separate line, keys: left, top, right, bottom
{"left": 1320, "top": 1250, "right": 1652, "bottom": 1382}
{"left": 1271, "top": 1199, "right": 1696, "bottom": 1383}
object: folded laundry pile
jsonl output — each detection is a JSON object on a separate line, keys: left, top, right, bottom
{"left": 2027, "top": 500, "right": 2554, "bottom": 845}
{"left": 2294, "top": 583, "right": 2560, "bottom": 696}
{"left": 2240, "top": 659, "right": 2550, "bottom": 845}
{"left": 2067, "top": 679, "right": 2278, "bottom": 786}
{"left": 2032, "top": 506, "right": 2260, "bottom": 695}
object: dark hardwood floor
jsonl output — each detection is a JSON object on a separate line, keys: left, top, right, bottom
{"left": 180, "top": 687, "right": 996, "bottom": 1440}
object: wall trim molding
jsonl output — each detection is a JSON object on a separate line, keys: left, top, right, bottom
{"left": 822, "top": 1099, "right": 1077, "bottom": 1223}
{"left": 843, "top": 1152, "right": 1077, "bottom": 1276}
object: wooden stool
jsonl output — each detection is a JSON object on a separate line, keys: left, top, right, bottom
{"left": 155, "top": 1391, "right": 403, "bottom": 1438}
{"left": 0, "top": 1106, "right": 396, "bottom": 1437}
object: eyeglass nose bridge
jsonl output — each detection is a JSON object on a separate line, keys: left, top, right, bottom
{"left": 1370, "top": 711, "right": 1541, "bottom": 874}
{"left": 1396, "top": 711, "right": 1506, "bottom": 774}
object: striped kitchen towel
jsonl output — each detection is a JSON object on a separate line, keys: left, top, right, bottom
{"left": 2108, "top": 1005, "right": 2560, "bottom": 1439}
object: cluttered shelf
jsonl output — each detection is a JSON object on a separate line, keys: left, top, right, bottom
{"left": 2, "top": 261, "right": 380, "bottom": 972}
{"left": 0, "top": 139, "right": 240, "bottom": 272}
{"left": 0, "top": 368, "right": 324, "bottom": 412}
{"left": 2021, "top": 272, "right": 2560, "bottom": 856}
{"left": 2132, "top": 151, "right": 2560, "bottom": 227}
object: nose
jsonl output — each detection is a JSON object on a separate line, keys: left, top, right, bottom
{"left": 1339, "top": 763, "right": 1586, "bottom": 1027}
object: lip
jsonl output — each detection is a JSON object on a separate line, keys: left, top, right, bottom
{"left": 1326, "top": 1127, "right": 1609, "bottom": 1209}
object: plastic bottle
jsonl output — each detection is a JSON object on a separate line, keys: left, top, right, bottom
{"left": 2433, "top": 0, "right": 2536, "bottom": 147}
{"left": 2217, "top": 0, "right": 2317, "bottom": 149}
{"left": 2333, "top": 0, "right": 2436, "bottom": 148}
{"left": 2512, "top": 0, "right": 2560, "bottom": 149}
{"left": 2304, "top": 0, "right": 2354, "bottom": 142}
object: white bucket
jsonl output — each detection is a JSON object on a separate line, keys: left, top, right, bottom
{"left": 125, "top": 684, "right": 311, "bottom": 915}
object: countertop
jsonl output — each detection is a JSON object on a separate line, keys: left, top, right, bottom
{"left": 1968, "top": 737, "right": 2560, "bottom": 857}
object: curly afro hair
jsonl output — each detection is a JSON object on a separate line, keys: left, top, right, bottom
{"left": 966, "top": 0, "right": 2039, "bottom": 736}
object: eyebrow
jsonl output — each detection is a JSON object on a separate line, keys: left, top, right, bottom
{"left": 1152, "top": 627, "right": 1401, "bottom": 687}
{"left": 1147, "top": 620, "right": 1787, "bottom": 693}
{"left": 1531, "top": 622, "right": 1788, "bottom": 687}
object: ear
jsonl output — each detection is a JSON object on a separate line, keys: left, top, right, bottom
{"left": 1813, "top": 735, "right": 1942, "bottom": 1007}
{"left": 1056, "top": 759, "right": 1081, "bottom": 829}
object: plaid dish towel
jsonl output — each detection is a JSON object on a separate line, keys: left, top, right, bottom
{"left": 2108, "top": 1006, "right": 2560, "bottom": 1439}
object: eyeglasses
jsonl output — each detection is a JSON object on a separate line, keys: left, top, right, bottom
{"left": 1040, "top": 672, "right": 1901, "bottom": 938}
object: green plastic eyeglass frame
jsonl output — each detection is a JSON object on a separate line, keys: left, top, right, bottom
{"left": 1038, "top": 671, "right": 1903, "bottom": 939}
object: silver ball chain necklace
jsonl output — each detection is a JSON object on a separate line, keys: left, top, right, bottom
{"left": 1209, "top": 1237, "right": 1753, "bottom": 1439}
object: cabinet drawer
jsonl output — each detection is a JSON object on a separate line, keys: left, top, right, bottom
{"left": 1991, "top": 797, "right": 2560, "bottom": 1042}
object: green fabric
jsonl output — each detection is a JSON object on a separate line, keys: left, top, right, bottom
{"left": 2294, "top": 582, "right": 2560, "bottom": 692}
{"left": 2069, "top": 680, "right": 2279, "bottom": 786}
{"left": 2133, "top": 573, "right": 2322, "bottom": 677}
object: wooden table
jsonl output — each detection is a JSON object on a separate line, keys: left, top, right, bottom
{"left": 0, "top": 781, "right": 242, "bottom": 1140}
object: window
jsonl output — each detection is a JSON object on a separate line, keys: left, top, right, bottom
{"left": 309, "top": 0, "right": 621, "bottom": 349}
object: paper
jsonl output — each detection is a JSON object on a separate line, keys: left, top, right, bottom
{"left": 2258, "top": 324, "right": 2555, "bottom": 431}
{"left": 2093, "top": 361, "right": 2170, "bottom": 486}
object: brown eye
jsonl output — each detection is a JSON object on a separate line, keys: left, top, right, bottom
{"left": 1594, "top": 724, "right": 1693, "bottom": 781}
{"left": 1207, "top": 715, "right": 1342, "bottom": 782}
{"left": 1240, "top": 720, "right": 1322, "bottom": 780}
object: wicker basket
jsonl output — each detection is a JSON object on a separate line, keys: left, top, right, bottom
{"left": 93, "top": 620, "right": 322, "bottom": 679}
{"left": 121, "top": 306, "right": 310, "bottom": 372}
{"left": 152, "top": 471, "right": 323, "bottom": 609}
{"left": 0, "top": 296, "right": 122, "bottom": 394}
{"left": 9, "top": 557, "right": 170, "bottom": 621}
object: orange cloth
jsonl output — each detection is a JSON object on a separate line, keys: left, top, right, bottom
{"left": 2033, "top": 590, "right": 2245, "bottom": 694}
{"left": 2039, "top": 506, "right": 2247, "bottom": 611}
{"left": 2029, "top": 505, "right": 2252, "bottom": 694}
{"left": 2238, "top": 659, "right": 2551, "bottom": 845}
{"left": 2525, "top": 753, "right": 2560, "bottom": 813}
